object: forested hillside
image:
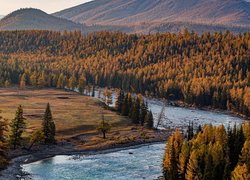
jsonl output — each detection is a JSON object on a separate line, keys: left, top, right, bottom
{"left": 0, "top": 30, "right": 249, "bottom": 117}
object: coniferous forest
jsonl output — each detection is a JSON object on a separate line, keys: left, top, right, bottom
{"left": 0, "top": 0, "right": 250, "bottom": 179}
{"left": 163, "top": 122, "right": 250, "bottom": 180}
{"left": 0, "top": 30, "right": 249, "bottom": 118}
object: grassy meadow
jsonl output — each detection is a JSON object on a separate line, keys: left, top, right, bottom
{"left": 0, "top": 88, "right": 130, "bottom": 138}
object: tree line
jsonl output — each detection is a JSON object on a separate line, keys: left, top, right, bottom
{"left": 0, "top": 30, "right": 249, "bottom": 117}
{"left": 163, "top": 122, "right": 250, "bottom": 180}
{"left": 115, "top": 90, "right": 154, "bottom": 128}
{"left": 0, "top": 103, "right": 56, "bottom": 169}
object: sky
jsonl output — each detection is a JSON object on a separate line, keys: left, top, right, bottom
{"left": 1, "top": 0, "right": 249, "bottom": 15}
{"left": 0, "top": 0, "right": 92, "bottom": 15}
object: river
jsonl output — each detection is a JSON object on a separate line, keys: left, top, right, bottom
{"left": 21, "top": 89, "right": 246, "bottom": 180}
{"left": 22, "top": 143, "right": 165, "bottom": 180}
{"left": 93, "top": 89, "right": 244, "bottom": 129}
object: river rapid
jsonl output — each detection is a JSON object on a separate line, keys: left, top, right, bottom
{"left": 21, "top": 90, "right": 246, "bottom": 180}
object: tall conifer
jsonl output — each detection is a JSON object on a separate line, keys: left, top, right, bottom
{"left": 9, "top": 105, "right": 26, "bottom": 149}
{"left": 42, "top": 103, "right": 56, "bottom": 144}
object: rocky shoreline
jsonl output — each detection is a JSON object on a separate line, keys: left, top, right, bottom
{"left": 0, "top": 131, "right": 169, "bottom": 180}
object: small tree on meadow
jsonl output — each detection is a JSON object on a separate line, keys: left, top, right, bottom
{"left": 42, "top": 103, "right": 56, "bottom": 144}
{"left": 9, "top": 105, "right": 26, "bottom": 149}
{"left": 97, "top": 113, "right": 111, "bottom": 139}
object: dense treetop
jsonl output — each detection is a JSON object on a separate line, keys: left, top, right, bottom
{"left": 163, "top": 122, "right": 250, "bottom": 180}
{"left": 0, "top": 30, "right": 249, "bottom": 116}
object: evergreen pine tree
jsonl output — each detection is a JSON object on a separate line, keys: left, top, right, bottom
{"left": 144, "top": 111, "right": 154, "bottom": 129}
{"left": 91, "top": 86, "right": 95, "bottom": 97}
{"left": 187, "top": 121, "right": 194, "bottom": 140}
{"left": 121, "top": 94, "right": 129, "bottom": 116}
{"left": 115, "top": 90, "right": 124, "bottom": 113}
{"left": 42, "top": 103, "right": 56, "bottom": 144}
{"left": 0, "top": 110, "right": 8, "bottom": 169}
{"left": 127, "top": 94, "right": 133, "bottom": 115}
{"left": 131, "top": 97, "right": 140, "bottom": 124}
{"left": 140, "top": 100, "right": 148, "bottom": 126}
{"left": 9, "top": 105, "right": 26, "bottom": 149}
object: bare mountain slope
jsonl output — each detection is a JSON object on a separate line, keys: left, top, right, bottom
{"left": 54, "top": 0, "right": 250, "bottom": 27}
{"left": 0, "top": 8, "right": 85, "bottom": 31}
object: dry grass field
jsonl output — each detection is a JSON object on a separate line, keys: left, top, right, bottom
{"left": 0, "top": 88, "right": 130, "bottom": 138}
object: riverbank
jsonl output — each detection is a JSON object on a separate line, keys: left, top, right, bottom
{"left": 171, "top": 100, "right": 249, "bottom": 120}
{"left": 1, "top": 127, "right": 170, "bottom": 180}
{"left": 145, "top": 95, "right": 248, "bottom": 120}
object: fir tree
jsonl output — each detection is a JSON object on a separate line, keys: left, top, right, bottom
{"left": 130, "top": 97, "right": 140, "bottom": 124}
{"left": 187, "top": 121, "right": 194, "bottom": 140}
{"left": 140, "top": 100, "right": 148, "bottom": 126}
{"left": 121, "top": 94, "right": 129, "bottom": 116}
{"left": 115, "top": 90, "right": 124, "bottom": 113}
{"left": 91, "top": 86, "right": 95, "bottom": 97}
{"left": 9, "top": 105, "right": 26, "bottom": 149}
{"left": 144, "top": 111, "right": 154, "bottom": 129}
{"left": 42, "top": 103, "right": 56, "bottom": 144}
{"left": 0, "top": 111, "right": 7, "bottom": 143}
{"left": 0, "top": 110, "right": 8, "bottom": 169}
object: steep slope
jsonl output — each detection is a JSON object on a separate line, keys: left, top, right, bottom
{"left": 54, "top": 0, "right": 250, "bottom": 26}
{"left": 0, "top": 8, "right": 84, "bottom": 31}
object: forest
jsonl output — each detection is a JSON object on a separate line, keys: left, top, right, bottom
{"left": 0, "top": 30, "right": 249, "bottom": 117}
{"left": 163, "top": 122, "right": 250, "bottom": 180}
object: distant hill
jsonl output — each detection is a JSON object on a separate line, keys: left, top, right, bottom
{"left": 0, "top": 15, "right": 4, "bottom": 19}
{"left": 54, "top": 0, "right": 250, "bottom": 33}
{"left": 0, "top": 8, "right": 133, "bottom": 33}
{"left": 1, "top": 0, "right": 250, "bottom": 34}
{"left": 0, "top": 8, "right": 85, "bottom": 31}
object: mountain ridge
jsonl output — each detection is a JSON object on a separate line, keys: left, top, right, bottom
{"left": 0, "top": 0, "right": 249, "bottom": 34}
{"left": 54, "top": 0, "right": 250, "bottom": 27}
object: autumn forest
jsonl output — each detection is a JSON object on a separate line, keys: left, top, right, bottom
{"left": 0, "top": 30, "right": 249, "bottom": 117}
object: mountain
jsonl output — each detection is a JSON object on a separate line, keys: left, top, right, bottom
{"left": 0, "top": 8, "right": 85, "bottom": 31}
{"left": 0, "top": 15, "right": 4, "bottom": 19}
{"left": 54, "top": 0, "right": 250, "bottom": 33}
{"left": 1, "top": 0, "right": 249, "bottom": 34}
